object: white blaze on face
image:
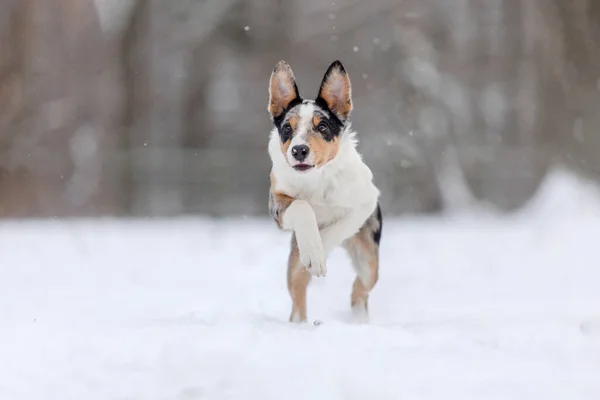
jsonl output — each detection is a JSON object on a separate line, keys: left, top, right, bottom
{"left": 287, "top": 102, "right": 315, "bottom": 165}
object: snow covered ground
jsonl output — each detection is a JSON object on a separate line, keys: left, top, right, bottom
{"left": 1, "top": 169, "right": 599, "bottom": 399}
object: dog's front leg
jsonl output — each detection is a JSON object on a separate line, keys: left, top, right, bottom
{"left": 282, "top": 200, "right": 326, "bottom": 277}
{"left": 320, "top": 203, "right": 377, "bottom": 255}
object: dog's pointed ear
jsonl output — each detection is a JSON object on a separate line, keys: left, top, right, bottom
{"left": 317, "top": 60, "right": 352, "bottom": 120}
{"left": 268, "top": 60, "right": 300, "bottom": 118}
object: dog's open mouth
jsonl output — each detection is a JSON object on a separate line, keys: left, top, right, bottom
{"left": 293, "top": 164, "right": 313, "bottom": 172}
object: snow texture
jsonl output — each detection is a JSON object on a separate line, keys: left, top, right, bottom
{"left": 1, "top": 169, "right": 599, "bottom": 399}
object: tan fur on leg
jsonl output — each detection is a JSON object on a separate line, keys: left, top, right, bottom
{"left": 343, "top": 208, "right": 381, "bottom": 319}
{"left": 287, "top": 235, "right": 311, "bottom": 322}
{"left": 269, "top": 173, "right": 295, "bottom": 229}
{"left": 350, "top": 258, "right": 379, "bottom": 312}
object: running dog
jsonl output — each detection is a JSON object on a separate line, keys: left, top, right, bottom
{"left": 267, "top": 60, "right": 382, "bottom": 323}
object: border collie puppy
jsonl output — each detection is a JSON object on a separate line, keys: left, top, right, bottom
{"left": 267, "top": 60, "right": 382, "bottom": 323}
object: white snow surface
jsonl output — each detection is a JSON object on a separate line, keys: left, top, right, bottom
{"left": 1, "top": 169, "right": 599, "bottom": 399}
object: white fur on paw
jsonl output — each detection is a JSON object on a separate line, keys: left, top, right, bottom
{"left": 300, "top": 252, "right": 327, "bottom": 277}
{"left": 290, "top": 312, "right": 303, "bottom": 323}
{"left": 298, "top": 237, "right": 326, "bottom": 277}
{"left": 307, "top": 257, "right": 327, "bottom": 277}
{"left": 351, "top": 302, "right": 369, "bottom": 324}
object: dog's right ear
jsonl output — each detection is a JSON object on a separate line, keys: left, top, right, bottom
{"left": 268, "top": 60, "right": 300, "bottom": 118}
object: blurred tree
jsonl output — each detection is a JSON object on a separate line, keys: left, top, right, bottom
{"left": 2, "top": 0, "right": 600, "bottom": 218}
{"left": 538, "top": 0, "right": 600, "bottom": 181}
{"left": 0, "top": 0, "right": 122, "bottom": 217}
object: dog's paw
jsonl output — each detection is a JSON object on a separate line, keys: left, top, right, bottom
{"left": 298, "top": 237, "right": 327, "bottom": 277}
{"left": 307, "top": 254, "right": 327, "bottom": 277}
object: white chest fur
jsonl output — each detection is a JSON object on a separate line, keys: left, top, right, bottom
{"left": 269, "top": 127, "right": 380, "bottom": 229}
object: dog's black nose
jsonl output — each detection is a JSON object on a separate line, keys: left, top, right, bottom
{"left": 291, "top": 145, "right": 310, "bottom": 162}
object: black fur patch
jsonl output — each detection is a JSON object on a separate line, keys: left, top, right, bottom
{"left": 268, "top": 192, "right": 277, "bottom": 223}
{"left": 313, "top": 109, "right": 343, "bottom": 142}
{"left": 314, "top": 97, "right": 344, "bottom": 128}
{"left": 372, "top": 203, "right": 382, "bottom": 245}
{"left": 273, "top": 99, "right": 344, "bottom": 144}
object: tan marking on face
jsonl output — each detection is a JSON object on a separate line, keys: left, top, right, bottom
{"left": 288, "top": 116, "right": 298, "bottom": 130}
{"left": 312, "top": 115, "right": 321, "bottom": 128}
{"left": 306, "top": 133, "right": 340, "bottom": 168}
{"left": 278, "top": 114, "right": 298, "bottom": 157}
{"left": 287, "top": 236, "right": 311, "bottom": 322}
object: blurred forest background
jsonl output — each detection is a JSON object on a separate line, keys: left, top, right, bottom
{"left": 1, "top": 0, "right": 600, "bottom": 218}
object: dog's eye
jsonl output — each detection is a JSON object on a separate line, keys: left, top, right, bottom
{"left": 317, "top": 122, "right": 330, "bottom": 135}
{"left": 281, "top": 124, "right": 293, "bottom": 141}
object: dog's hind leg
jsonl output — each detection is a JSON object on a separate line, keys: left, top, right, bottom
{"left": 343, "top": 204, "right": 382, "bottom": 322}
{"left": 287, "top": 234, "right": 312, "bottom": 322}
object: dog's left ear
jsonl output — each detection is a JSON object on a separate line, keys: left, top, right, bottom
{"left": 317, "top": 60, "right": 352, "bottom": 120}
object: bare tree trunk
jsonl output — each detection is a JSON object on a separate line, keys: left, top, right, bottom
{"left": 539, "top": 0, "right": 600, "bottom": 179}
{"left": 0, "top": 0, "right": 121, "bottom": 217}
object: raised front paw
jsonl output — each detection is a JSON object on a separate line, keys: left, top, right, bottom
{"left": 298, "top": 237, "right": 327, "bottom": 277}
{"left": 306, "top": 253, "right": 327, "bottom": 277}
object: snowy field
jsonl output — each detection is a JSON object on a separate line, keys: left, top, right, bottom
{"left": 1, "top": 169, "right": 599, "bottom": 400}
